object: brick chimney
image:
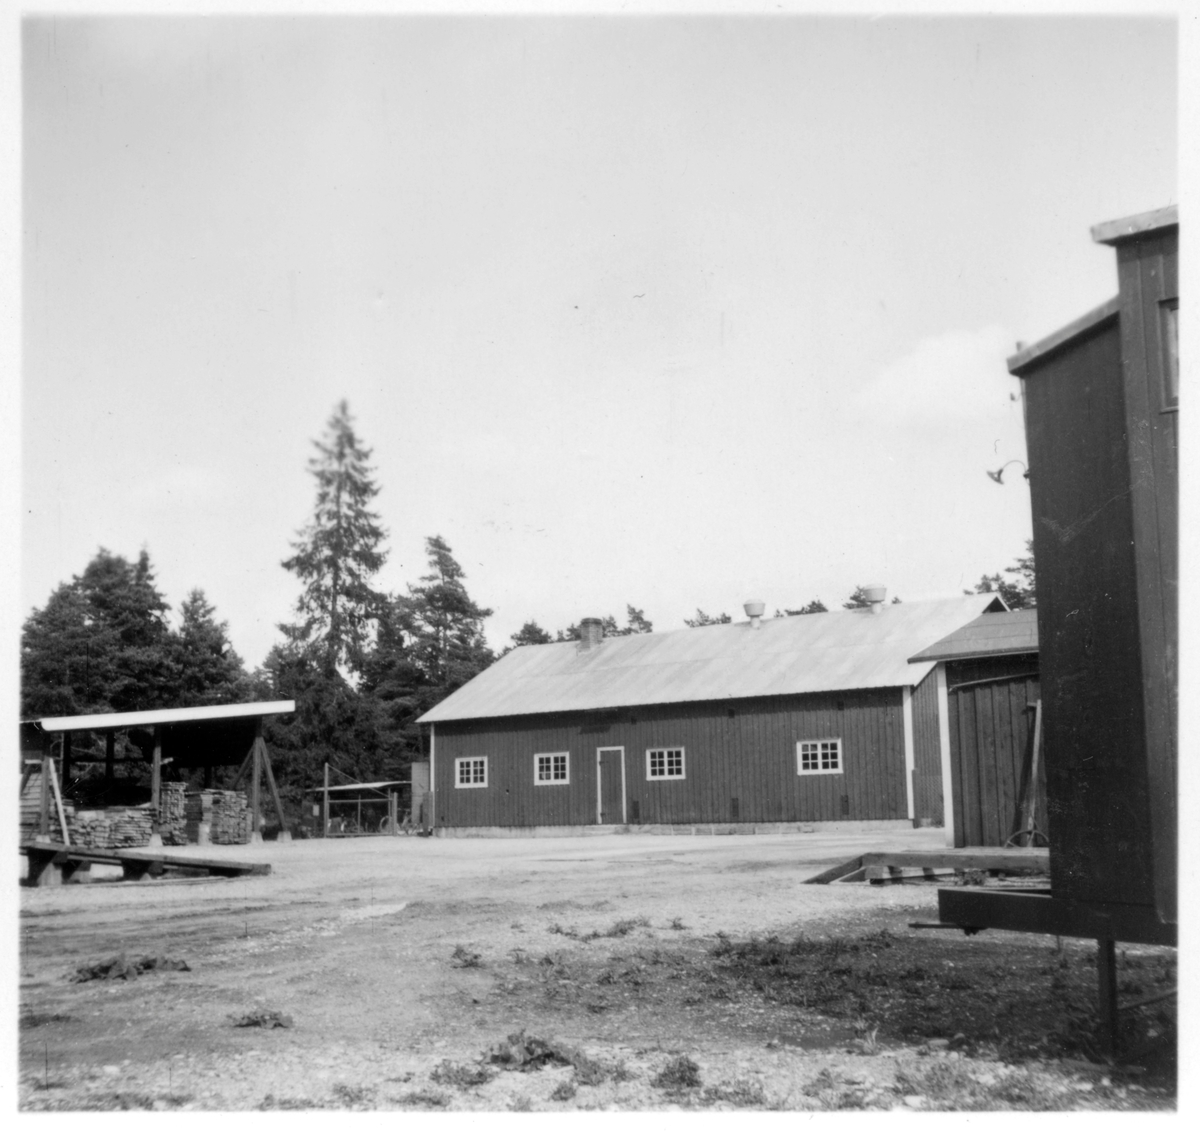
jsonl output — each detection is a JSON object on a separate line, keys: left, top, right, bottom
{"left": 578, "top": 617, "right": 604, "bottom": 651}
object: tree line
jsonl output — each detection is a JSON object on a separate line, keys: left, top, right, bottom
{"left": 20, "top": 400, "right": 1034, "bottom": 821}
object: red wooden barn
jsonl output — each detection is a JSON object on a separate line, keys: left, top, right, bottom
{"left": 417, "top": 593, "right": 1003, "bottom": 834}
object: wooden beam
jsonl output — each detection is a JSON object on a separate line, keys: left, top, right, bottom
{"left": 250, "top": 726, "right": 262, "bottom": 835}
{"left": 39, "top": 743, "right": 52, "bottom": 839}
{"left": 260, "top": 738, "right": 288, "bottom": 833}
{"left": 47, "top": 756, "right": 71, "bottom": 846}
{"left": 61, "top": 731, "right": 72, "bottom": 792}
{"left": 150, "top": 727, "right": 162, "bottom": 828}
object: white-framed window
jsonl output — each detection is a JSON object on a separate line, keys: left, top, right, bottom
{"left": 797, "top": 739, "right": 843, "bottom": 775}
{"left": 646, "top": 747, "right": 686, "bottom": 780}
{"left": 534, "top": 752, "right": 570, "bottom": 785}
{"left": 455, "top": 756, "right": 488, "bottom": 788}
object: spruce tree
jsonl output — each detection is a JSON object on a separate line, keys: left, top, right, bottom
{"left": 281, "top": 401, "right": 388, "bottom": 674}
{"left": 168, "top": 589, "right": 249, "bottom": 706}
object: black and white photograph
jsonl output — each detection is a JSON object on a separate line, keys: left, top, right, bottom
{"left": 9, "top": 0, "right": 1184, "bottom": 1114}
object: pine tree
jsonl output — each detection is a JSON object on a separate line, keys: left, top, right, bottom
{"left": 685, "top": 609, "right": 732, "bottom": 627}
{"left": 168, "top": 589, "right": 249, "bottom": 706}
{"left": 967, "top": 540, "right": 1037, "bottom": 608}
{"left": 281, "top": 401, "right": 388, "bottom": 674}
{"left": 21, "top": 548, "right": 180, "bottom": 717}
{"left": 404, "top": 535, "right": 494, "bottom": 693}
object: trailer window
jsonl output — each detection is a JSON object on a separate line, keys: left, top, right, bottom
{"left": 534, "top": 752, "right": 570, "bottom": 785}
{"left": 797, "top": 739, "right": 842, "bottom": 775}
{"left": 646, "top": 747, "right": 685, "bottom": 780}
{"left": 455, "top": 757, "right": 488, "bottom": 788}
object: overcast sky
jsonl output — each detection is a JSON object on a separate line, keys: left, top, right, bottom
{"left": 17, "top": 10, "right": 1179, "bottom": 670}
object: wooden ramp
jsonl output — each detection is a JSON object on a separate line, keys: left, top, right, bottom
{"left": 21, "top": 842, "right": 271, "bottom": 886}
{"left": 805, "top": 848, "right": 1049, "bottom": 885}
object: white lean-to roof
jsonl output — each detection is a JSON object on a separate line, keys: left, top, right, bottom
{"left": 37, "top": 700, "right": 296, "bottom": 733}
{"left": 419, "top": 595, "right": 1002, "bottom": 724}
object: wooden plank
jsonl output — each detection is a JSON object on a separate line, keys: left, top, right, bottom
{"left": 47, "top": 757, "right": 71, "bottom": 846}
{"left": 803, "top": 856, "right": 864, "bottom": 885}
{"left": 862, "top": 850, "right": 1048, "bottom": 873}
{"left": 259, "top": 739, "right": 288, "bottom": 832}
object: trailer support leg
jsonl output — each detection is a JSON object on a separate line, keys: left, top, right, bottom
{"left": 1097, "top": 937, "right": 1119, "bottom": 1057}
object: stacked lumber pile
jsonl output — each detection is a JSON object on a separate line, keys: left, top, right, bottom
{"left": 158, "top": 782, "right": 189, "bottom": 846}
{"left": 66, "top": 807, "right": 153, "bottom": 849}
{"left": 185, "top": 790, "right": 251, "bottom": 845}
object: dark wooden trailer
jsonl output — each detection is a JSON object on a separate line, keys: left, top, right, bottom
{"left": 932, "top": 206, "right": 1178, "bottom": 1053}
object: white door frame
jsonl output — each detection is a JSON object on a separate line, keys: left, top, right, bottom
{"left": 596, "top": 746, "right": 626, "bottom": 825}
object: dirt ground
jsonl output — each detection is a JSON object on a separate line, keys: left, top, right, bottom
{"left": 17, "top": 828, "right": 1176, "bottom": 1112}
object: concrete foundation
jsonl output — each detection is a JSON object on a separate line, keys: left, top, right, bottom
{"left": 432, "top": 819, "right": 915, "bottom": 839}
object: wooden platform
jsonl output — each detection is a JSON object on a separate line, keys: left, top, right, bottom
{"left": 20, "top": 842, "right": 271, "bottom": 886}
{"left": 805, "top": 848, "right": 1050, "bottom": 885}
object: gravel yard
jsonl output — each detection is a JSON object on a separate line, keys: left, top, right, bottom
{"left": 18, "top": 828, "right": 1175, "bottom": 1111}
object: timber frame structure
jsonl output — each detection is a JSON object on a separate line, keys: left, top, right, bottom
{"left": 24, "top": 700, "right": 296, "bottom": 844}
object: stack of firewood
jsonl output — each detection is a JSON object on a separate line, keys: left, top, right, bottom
{"left": 185, "top": 789, "right": 251, "bottom": 844}
{"left": 66, "top": 807, "right": 153, "bottom": 849}
{"left": 158, "top": 782, "right": 189, "bottom": 846}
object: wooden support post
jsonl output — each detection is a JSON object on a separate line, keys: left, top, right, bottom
{"left": 230, "top": 744, "right": 254, "bottom": 790}
{"left": 105, "top": 731, "right": 115, "bottom": 784}
{"left": 251, "top": 732, "right": 263, "bottom": 839}
{"left": 62, "top": 731, "right": 72, "bottom": 793}
{"left": 389, "top": 790, "right": 398, "bottom": 836}
{"left": 260, "top": 737, "right": 289, "bottom": 840}
{"left": 151, "top": 728, "right": 162, "bottom": 821}
{"left": 324, "top": 762, "right": 330, "bottom": 838}
{"left": 48, "top": 758, "right": 71, "bottom": 846}
{"left": 357, "top": 793, "right": 362, "bottom": 833}
{"left": 39, "top": 740, "right": 52, "bottom": 841}
{"left": 1097, "top": 938, "right": 1119, "bottom": 1057}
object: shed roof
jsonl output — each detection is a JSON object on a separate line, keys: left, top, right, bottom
{"left": 419, "top": 595, "right": 1003, "bottom": 724}
{"left": 907, "top": 608, "right": 1038, "bottom": 664}
{"left": 1091, "top": 204, "right": 1177, "bottom": 246}
{"left": 36, "top": 700, "right": 296, "bottom": 733}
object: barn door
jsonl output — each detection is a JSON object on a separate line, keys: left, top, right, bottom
{"left": 597, "top": 747, "right": 626, "bottom": 825}
{"left": 948, "top": 675, "right": 1044, "bottom": 847}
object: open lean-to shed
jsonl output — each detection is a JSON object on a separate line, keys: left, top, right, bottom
{"left": 417, "top": 593, "right": 1003, "bottom": 834}
{"left": 907, "top": 608, "right": 1041, "bottom": 850}
{"left": 23, "top": 700, "right": 296, "bottom": 844}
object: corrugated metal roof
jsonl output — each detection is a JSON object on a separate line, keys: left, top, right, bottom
{"left": 419, "top": 596, "right": 1003, "bottom": 724}
{"left": 37, "top": 700, "right": 296, "bottom": 733}
{"left": 907, "top": 608, "right": 1038, "bottom": 664}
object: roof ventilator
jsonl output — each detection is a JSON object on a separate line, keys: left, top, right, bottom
{"left": 744, "top": 600, "right": 765, "bottom": 629}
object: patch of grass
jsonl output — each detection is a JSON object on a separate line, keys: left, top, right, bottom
{"left": 652, "top": 1055, "right": 702, "bottom": 1091}
{"left": 395, "top": 1088, "right": 450, "bottom": 1108}
{"left": 702, "top": 1078, "right": 767, "bottom": 1106}
{"left": 450, "top": 944, "right": 483, "bottom": 968}
{"left": 20, "top": 1012, "right": 74, "bottom": 1029}
{"left": 489, "top": 1030, "right": 572, "bottom": 1072}
{"left": 329, "top": 1082, "right": 377, "bottom": 1107}
{"left": 430, "top": 1060, "right": 495, "bottom": 1088}
{"left": 670, "top": 918, "right": 687, "bottom": 930}
{"left": 259, "top": 1094, "right": 326, "bottom": 1110}
{"left": 550, "top": 1080, "right": 577, "bottom": 1101}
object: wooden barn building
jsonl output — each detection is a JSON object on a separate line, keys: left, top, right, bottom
{"left": 907, "top": 608, "right": 1041, "bottom": 849}
{"left": 417, "top": 592, "right": 1004, "bottom": 834}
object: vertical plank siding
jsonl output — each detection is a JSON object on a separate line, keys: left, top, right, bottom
{"left": 944, "top": 658, "right": 1041, "bottom": 846}
{"left": 432, "top": 688, "right": 911, "bottom": 829}
{"left": 1023, "top": 317, "right": 1156, "bottom": 905}
{"left": 1114, "top": 230, "right": 1178, "bottom": 920}
{"left": 910, "top": 670, "right": 944, "bottom": 824}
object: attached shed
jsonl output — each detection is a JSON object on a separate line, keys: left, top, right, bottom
{"left": 418, "top": 594, "right": 1003, "bottom": 834}
{"left": 908, "top": 609, "right": 1041, "bottom": 849}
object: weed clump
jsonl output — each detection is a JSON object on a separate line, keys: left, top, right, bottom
{"left": 450, "top": 944, "right": 483, "bottom": 968}
{"left": 653, "top": 1055, "right": 702, "bottom": 1091}
{"left": 431, "top": 1060, "right": 495, "bottom": 1088}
